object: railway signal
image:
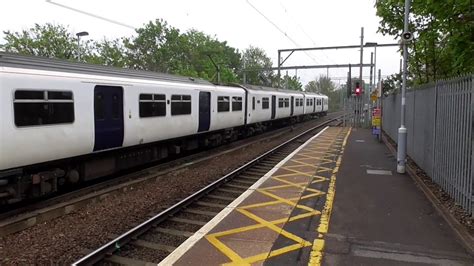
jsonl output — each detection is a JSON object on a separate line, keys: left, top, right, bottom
{"left": 355, "top": 82, "right": 361, "bottom": 96}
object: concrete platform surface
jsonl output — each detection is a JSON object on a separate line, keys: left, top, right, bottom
{"left": 324, "top": 128, "right": 473, "bottom": 266}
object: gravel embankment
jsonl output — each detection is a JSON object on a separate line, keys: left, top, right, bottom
{"left": 0, "top": 117, "right": 334, "bottom": 264}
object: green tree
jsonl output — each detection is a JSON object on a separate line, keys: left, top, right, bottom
{"left": 125, "top": 21, "right": 241, "bottom": 83}
{"left": 124, "top": 19, "right": 183, "bottom": 72}
{"left": 305, "top": 76, "right": 342, "bottom": 112}
{"left": 281, "top": 74, "right": 303, "bottom": 91}
{"left": 241, "top": 46, "right": 274, "bottom": 86}
{"left": 2, "top": 23, "right": 81, "bottom": 60}
{"left": 86, "top": 38, "right": 130, "bottom": 67}
{"left": 305, "top": 76, "right": 336, "bottom": 95}
{"left": 380, "top": 73, "right": 402, "bottom": 95}
{"left": 175, "top": 30, "right": 240, "bottom": 83}
{"left": 376, "top": 0, "right": 474, "bottom": 83}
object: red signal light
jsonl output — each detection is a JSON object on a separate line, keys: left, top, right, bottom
{"left": 355, "top": 87, "right": 361, "bottom": 96}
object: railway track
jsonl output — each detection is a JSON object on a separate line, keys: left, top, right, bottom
{"left": 73, "top": 115, "right": 344, "bottom": 265}
{"left": 0, "top": 113, "right": 342, "bottom": 237}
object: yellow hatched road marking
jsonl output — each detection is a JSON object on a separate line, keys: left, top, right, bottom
{"left": 201, "top": 127, "right": 351, "bottom": 266}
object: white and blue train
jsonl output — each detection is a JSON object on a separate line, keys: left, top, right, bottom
{"left": 0, "top": 53, "right": 328, "bottom": 204}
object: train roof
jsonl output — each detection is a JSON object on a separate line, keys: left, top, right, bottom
{"left": 239, "top": 84, "right": 326, "bottom": 97}
{"left": 239, "top": 84, "right": 304, "bottom": 95}
{"left": 0, "top": 52, "right": 213, "bottom": 86}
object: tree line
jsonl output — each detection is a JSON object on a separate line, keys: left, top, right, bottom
{"left": 1, "top": 20, "right": 304, "bottom": 90}
{"left": 0, "top": 20, "right": 343, "bottom": 111}
{"left": 376, "top": 0, "right": 473, "bottom": 87}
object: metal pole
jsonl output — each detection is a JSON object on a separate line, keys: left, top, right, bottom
{"left": 359, "top": 27, "right": 364, "bottom": 129}
{"left": 369, "top": 52, "right": 374, "bottom": 128}
{"left": 359, "top": 27, "right": 364, "bottom": 81}
{"left": 373, "top": 46, "right": 377, "bottom": 90}
{"left": 369, "top": 52, "right": 374, "bottom": 93}
{"left": 378, "top": 69, "right": 382, "bottom": 142}
{"left": 243, "top": 60, "right": 246, "bottom": 84}
{"left": 397, "top": 0, "right": 411, "bottom": 174}
{"left": 277, "top": 50, "right": 281, "bottom": 87}
{"left": 77, "top": 37, "right": 81, "bottom": 62}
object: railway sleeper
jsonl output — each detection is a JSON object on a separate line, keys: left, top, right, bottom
{"left": 132, "top": 239, "right": 176, "bottom": 253}
{"left": 105, "top": 254, "right": 155, "bottom": 266}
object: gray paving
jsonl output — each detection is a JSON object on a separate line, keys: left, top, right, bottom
{"left": 325, "top": 128, "right": 473, "bottom": 265}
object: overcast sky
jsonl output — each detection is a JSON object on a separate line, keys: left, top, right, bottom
{"left": 0, "top": 0, "right": 402, "bottom": 87}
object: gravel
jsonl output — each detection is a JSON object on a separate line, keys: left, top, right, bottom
{"left": 141, "top": 232, "right": 186, "bottom": 247}
{"left": 0, "top": 116, "right": 334, "bottom": 264}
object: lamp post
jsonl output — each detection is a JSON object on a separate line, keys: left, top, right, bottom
{"left": 398, "top": 0, "right": 412, "bottom": 174}
{"left": 76, "top": 31, "right": 89, "bottom": 62}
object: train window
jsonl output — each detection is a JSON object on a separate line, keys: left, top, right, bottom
{"left": 15, "top": 90, "right": 44, "bottom": 100}
{"left": 217, "top": 96, "right": 230, "bottom": 112}
{"left": 171, "top": 94, "right": 191, "bottom": 115}
{"left": 252, "top": 97, "right": 255, "bottom": 110}
{"left": 284, "top": 98, "right": 289, "bottom": 108}
{"left": 262, "top": 97, "right": 269, "bottom": 109}
{"left": 95, "top": 93, "right": 105, "bottom": 120}
{"left": 14, "top": 90, "right": 74, "bottom": 127}
{"left": 48, "top": 91, "right": 73, "bottom": 100}
{"left": 112, "top": 94, "right": 120, "bottom": 119}
{"left": 139, "top": 93, "right": 166, "bottom": 117}
{"left": 232, "top": 96, "right": 242, "bottom": 111}
{"left": 295, "top": 99, "right": 299, "bottom": 107}
{"left": 278, "top": 98, "right": 284, "bottom": 108}
{"left": 140, "top": 94, "right": 152, "bottom": 100}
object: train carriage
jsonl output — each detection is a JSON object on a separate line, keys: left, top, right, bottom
{"left": 0, "top": 52, "right": 328, "bottom": 205}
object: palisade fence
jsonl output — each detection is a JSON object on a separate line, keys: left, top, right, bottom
{"left": 382, "top": 74, "right": 473, "bottom": 216}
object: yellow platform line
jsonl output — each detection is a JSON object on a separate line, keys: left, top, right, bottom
{"left": 308, "top": 128, "right": 352, "bottom": 266}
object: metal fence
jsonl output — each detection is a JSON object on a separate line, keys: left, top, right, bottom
{"left": 382, "top": 75, "right": 473, "bottom": 215}
{"left": 343, "top": 95, "right": 371, "bottom": 128}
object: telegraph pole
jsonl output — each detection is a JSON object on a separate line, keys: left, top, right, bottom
{"left": 397, "top": 0, "right": 412, "bottom": 174}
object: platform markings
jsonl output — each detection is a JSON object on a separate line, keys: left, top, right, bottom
{"left": 159, "top": 127, "right": 330, "bottom": 266}
{"left": 308, "top": 128, "right": 352, "bottom": 266}
{"left": 203, "top": 128, "right": 349, "bottom": 265}
{"left": 366, "top": 169, "right": 393, "bottom": 175}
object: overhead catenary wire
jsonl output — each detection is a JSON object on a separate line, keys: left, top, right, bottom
{"left": 45, "top": 0, "right": 136, "bottom": 30}
{"left": 278, "top": 1, "right": 335, "bottom": 66}
{"left": 246, "top": 0, "right": 320, "bottom": 67}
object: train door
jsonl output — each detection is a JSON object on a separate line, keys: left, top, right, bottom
{"left": 313, "top": 97, "right": 316, "bottom": 113}
{"left": 93, "top": 85, "right": 124, "bottom": 151}
{"left": 271, "top": 95, "right": 276, "bottom": 119}
{"left": 290, "top": 96, "right": 294, "bottom": 116}
{"left": 321, "top": 98, "right": 324, "bottom": 111}
{"left": 198, "top": 91, "right": 211, "bottom": 132}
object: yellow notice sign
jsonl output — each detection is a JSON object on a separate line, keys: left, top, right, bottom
{"left": 371, "top": 94, "right": 377, "bottom": 102}
{"left": 372, "top": 117, "right": 381, "bottom": 126}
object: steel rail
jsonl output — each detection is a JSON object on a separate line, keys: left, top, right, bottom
{"left": 72, "top": 115, "right": 344, "bottom": 265}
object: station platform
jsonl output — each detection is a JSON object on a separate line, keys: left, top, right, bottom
{"left": 159, "top": 127, "right": 473, "bottom": 266}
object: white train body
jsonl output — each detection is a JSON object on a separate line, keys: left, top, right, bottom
{"left": 0, "top": 53, "right": 328, "bottom": 204}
